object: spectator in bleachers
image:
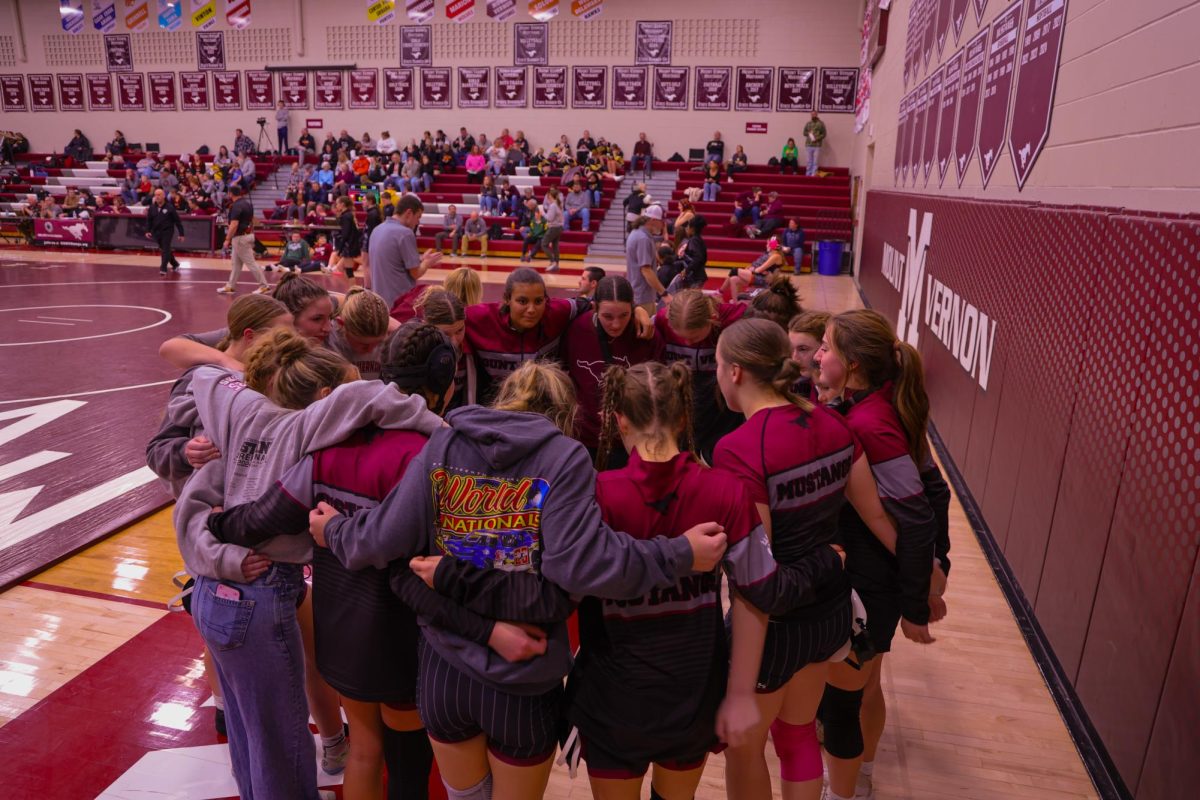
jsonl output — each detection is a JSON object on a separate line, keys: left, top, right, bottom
{"left": 705, "top": 131, "right": 725, "bottom": 164}
{"left": 351, "top": 151, "right": 371, "bottom": 179}
{"left": 576, "top": 130, "right": 597, "bottom": 164}
{"left": 631, "top": 132, "right": 653, "bottom": 177}
{"left": 453, "top": 127, "right": 474, "bottom": 160}
{"left": 277, "top": 194, "right": 303, "bottom": 222}
{"left": 496, "top": 128, "right": 514, "bottom": 149}
{"left": 732, "top": 186, "right": 763, "bottom": 233}
{"left": 597, "top": 139, "right": 624, "bottom": 176}
{"left": 38, "top": 195, "right": 62, "bottom": 219}
{"left": 305, "top": 202, "right": 328, "bottom": 228}
{"left": 437, "top": 144, "right": 456, "bottom": 175}
{"left": 476, "top": 132, "right": 491, "bottom": 151}
{"left": 417, "top": 153, "right": 435, "bottom": 192}
{"left": 360, "top": 132, "right": 375, "bottom": 153}
{"left": 320, "top": 132, "right": 337, "bottom": 159}
{"left": 499, "top": 178, "right": 521, "bottom": 216}
{"left": 297, "top": 128, "right": 316, "bottom": 163}
{"left": 780, "top": 137, "right": 800, "bottom": 175}
{"left": 239, "top": 154, "right": 256, "bottom": 192}
{"left": 60, "top": 187, "right": 84, "bottom": 218}
{"left": 727, "top": 145, "right": 749, "bottom": 181}
{"left": 459, "top": 211, "right": 488, "bottom": 258}
{"left": 367, "top": 156, "right": 387, "bottom": 185}
{"left": 275, "top": 102, "right": 289, "bottom": 152}
{"left": 564, "top": 181, "right": 591, "bottom": 232}
{"left": 233, "top": 128, "right": 255, "bottom": 157}
{"left": 315, "top": 160, "right": 335, "bottom": 191}
{"left": 585, "top": 170, "right": 603, "bottom": 207}
{"left": 105, "top": 130, "right": 126, "bottom": 158}
{"left": 721, "top": 235, "right": 787, "bottom": 301}
{"left": 109, "top": 195, "right": 131, "bottom": 214}
{"left": 433, "top": 205, "right": 461, "bottom": 253}
{"left": 214, "top": 145, "right": 233, "bottom": 170}
{"left": 160, "top": 166, "right": 180, "bottom": 194}
{"left": 512, "top": 130, "right": 530, "bottom": 162}
{"left": 702, "top": 159, "right": 723, "bottom": 202}
{"left": 377, "top": 131, "right": 397, "bottom": 155}
{"left": 780, "top": 218, "right": 806, "bottom": 269}
{"left": 464, "top": 146, "right": 486, "bottom": 185}
{"left": 578, "top": 266, "right": 606, "bottom": 300}
{"left": 119, "top": 169, "right": 138, "bottom": 205}
{"left": 754, "top": 191, "right": 786, "bottom": 239}
{"left": 624, "top": 181, "right": 648, "bottom": 235}
{"left": 336, "top": 129, "right": 356, "bottom": 154}
{"left": 479, "top": 175, "right": 500, "bottom": 215}
{"left": 434, "top": 129, "right": 449, "bottom": 148}
{"left": 136, "top": 173, "right": 154, "bottom": 204}
{"left": 401, "top": 153, "right": 423, "bottom": 192}
{"left": 520, "top": 206, "right": 546, "bottom": 261}
{"left": 136, "top": 152, "right": 161, "bottom": 180}
{"left": 381, "top": 152, "right": 404, "bottom": 192}
{"left": 486, "top": 142, "right": 507, "bottom": 176}
{"left": 64, "top": 129, "right": 92, "bottom": 164}
{"left": 275, "top": 230, "right": 311, "bottom": 273}
{"left": 528, "top": 147, "right": 548, "bottom": 176}
{"left": 804, "top": 111, "right": 827, "bottom": 175}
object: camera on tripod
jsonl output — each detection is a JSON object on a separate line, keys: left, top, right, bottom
{"left": 256, "top": 117, "right": 267, "bottom": 126}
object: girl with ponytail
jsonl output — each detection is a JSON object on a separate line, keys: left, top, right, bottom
{"left": 813, "top": 308, "right": 942, "bottom": 800}
{"left": 711, "top": 318, "right": 901, "bottom": 800}
{"left": 327, "top": 287, "right": 394, "bottom": 380}
{"left": 745, "top": 272, "right": 804, "bottom": 330}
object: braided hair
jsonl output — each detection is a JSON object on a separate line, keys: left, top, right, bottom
{"left": 596, "top": 361, "right": 696, "bottom": 469}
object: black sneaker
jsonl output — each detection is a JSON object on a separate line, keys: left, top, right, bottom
{"left": 215, "top": 708, "right": 226, "bottom": 736}
{"left": 160, "top": 269, "right": 168, "bottom": 276}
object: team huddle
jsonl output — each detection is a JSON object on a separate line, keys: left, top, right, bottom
{"left": 148, "top": 267, "right": 950, "bottom": 800}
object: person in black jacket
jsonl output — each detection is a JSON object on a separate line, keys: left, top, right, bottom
{"left": 146, "top": 188, "right": 184, "bottom": 275}
{"left": 65, "top": 129, "right": 92, "bottom": 164}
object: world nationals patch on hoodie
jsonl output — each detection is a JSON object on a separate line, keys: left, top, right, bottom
{"left": 430, "top": 467, "right": 550, "bottom": 572}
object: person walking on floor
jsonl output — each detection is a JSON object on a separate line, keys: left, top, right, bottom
{"left": 147, "top": 188, "right": 185, "bottom": 276}
{"left": 218, "top": 185, "right": 269, "bottom": 295}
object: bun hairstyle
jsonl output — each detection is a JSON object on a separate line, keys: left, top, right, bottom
{"left": 243, "top": 328, "right": 358, "bottom": 410}
{"left": 717, "top": 318, "right": 813, "bottom": 412}
{"left": 492, "top": 360, "right": 577, "bottom": 435}
{"left": 272, "top": 272, "right": 330, "bottom": 317}
{"left": 667, "top": 288, "right": 720, "bottom": 336}
{"left": 337, "top": 287, "right": 390, "bottom": 339}
{"left": 788, "top": 310, "right": 831, "bottom": 340}
{"left": 217, "top": 294, "right": 289, "bottom": 351}
{"left": 596, "top": 361, "right": 696, "bottom": 469}
{"left": 443, "top": 266, "right": 483, "bottom": 307}
{"left": 414, "top": 287, "right": 465, "bottom": 327}
{"left": 746, "top": 273, "right": 804, "bottom": 330}
{"left": 381, "top": 321, "right": 457, "bottom": 412}
{"left": 828, "top": 309, "right": 930, "bottom": 463}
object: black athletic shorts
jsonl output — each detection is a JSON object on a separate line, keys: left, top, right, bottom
{"left": 858, "top": 590, "right": 902, "bottom": 655}
{"left": 756, "top": 592, "right": 851, "bottom": 694}
{"left": 417, "top": 639, "right": 561, "bottom": 765}
{"left": 581, "top": 733, "right": 708, "bottom": 781}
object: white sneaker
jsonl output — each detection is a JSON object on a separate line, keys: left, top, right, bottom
{"left": 855, "top": 774, "right": 874, "bottom": 799}
{"left": 216, "top": 285, "right": 235, "bottom": 294}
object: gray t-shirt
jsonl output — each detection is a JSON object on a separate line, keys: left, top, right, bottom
{"left": 625, "top": 227, "right": 658, "bottom": 305}
{"left": 369, "top": 218, "right": 420, "bottom": 308}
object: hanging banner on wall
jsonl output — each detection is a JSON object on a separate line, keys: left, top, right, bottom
{"left": 458, "top": 66, "right": 490, "bottom": 107}
{"left": 909, "top": 78, "right": 928, "bottom": 185}
{"left": 212, "top": 70, "right": 241, "bottom": 109}
{"left": 514, "top": 23, "right": 548, "bottom": 66}
{"left": 196, "top": 31, "right": 225, "bottom": 70}
{"left": 776, "top": 67, "right": 815, "bottom": 111}
{"left": 528, "top": 0, "right": 560, "bottom": 22}
{"left": 28, "top": 75, "right": 56, "bottom": 112}
{"left": 382, "top": 67, "right": 414, "bottom": 108}
{"left": 635, "top": 21, "right": 672, "bottom": 65}
{"left": 349, "top": 69, "right": 379, "bottom": 109}
{"left": 400, "top": 26, "right": 432, "bottom": 67}
{"left": 923, "top": 0, "right": 936, "bottom": 68}
{"left": 314, "top": 71, "right": 345, "bottom": 110}
{"left": 894, "top": 92, "right": 909, "bottom": 185}
{"left": 1009, "top": 0, "right": 1068, "bottom": 189}
{"left": 57, "top": 74, "right": 86, "bottom": 111}
{"left": 651, "top": 66, "right": 687, "bottom": 110}
{"left": 105, "top": 34, "right": 134, "bottom": 72}
{"left": 149, "top": 72, "right": 176, "bottom": 110}
{"left": 280, "top": 70, "right": 309, "bottom": 108}
{"left": 420, "top": 67, "right": 451, "bottom": 108}
{"left": 611, "top": 66, "right": 647, "bottom": 109}
{"left": 954, "top": 31, "right": 987, "bottom": 186}
{"left": 974, "top": 0, "right": 990, "bottom": 23}
{"left": 158, "top": 1, "right": 183, "bottom": 30}
{"left": 224, "top": 0, "right": 252, "bottom": 29}
{"left": 487, "top": 0, "right": 517, "bottom": 21}
{"left": 494, "top": 67, "right": 527, "bottom": 107}
{"left": 693, "top": 66, "right": 731, "bottom": 111}
{"left": 86, "top": 73, "right": 114, "bottom": 110}
{"left": 93, "top": 1, "right": 117, "bottom": 32}
{"left": 125, "top": 0, "right": 151, "bottom": 32}
{"left": 0, "top": 75, "right": 27, "bottom": 112}
{"left": 571, "top": 0, "right": 603, "bottom": 20}
{"left": 978, "top": 0, "right": 1021, "bottom": 188}
{"left": 116, "top": 73, "right": 146, "bottom": 111}
{"left": 854, "top": 66, "right": 872, "bottom": 133}
{"left": 922, "top": 67, "right": 942, "bottom": 184}
{"left": 61, "top": 1, "right": 85, "bottom": 34}
{"left": 951, "top": 0, "right": 969, "bottom": 43}
{"left": 367, "top": 0, "right": 396, "bottom": 24}
{"left": 245, "top": 70, "right": 273, "bottom": 109}
{"left": 180, "top": 71, "right": 209, "bottom": 110}
{"left": 936, "top": 49, "right": 962, "bottom": 186}
{"left": 406, "top": 0, "right": 434, "bottom": 23}
{"left": 571, "top": 66, "right": 606, "bottom": 108}
{"left": 734, "top": 67, "right": 771, "bottom": 113}
{"left": 189, "top": 0, "right": 217, "bottom": 28}
{"left": 446, "top": 0, "right": 475, "bottom": 23}
{"left": 532, "top": 65, "right": 566, "bottom": 108}
{"left": 818, "top": 67, "right": 859, "bottom": 113}
{"left": 936, "top": 0, "right": 952, "bottom": 55}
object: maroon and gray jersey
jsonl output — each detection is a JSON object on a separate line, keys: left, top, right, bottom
{"left": 464, "top": 298, "right": 585, "bottom": 403}
{"left": 326, "top": 325, "right": 392, "bottom": 382}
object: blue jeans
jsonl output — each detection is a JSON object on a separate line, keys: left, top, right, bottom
{"left": 704, "top": 153, "right": 722, "bottom": 165}
{"left": 703, "top": 182, "right": 720, "bottom": 202}
{"left": 590, "top": 189, "right": 602, "bottom": 206}
{"left": 565, "top": 207, "right": 590, "bottom": 230}
{"left": 480, "top": 195, "right": 498, "bottom": 214}
{"left": 735, "top": 206, "right": 761, "bottom": 226}
{"left": 193, "top": 565, "right": 320, "bottom": 800}
{"left": 806, "top": 146, "right": 820, "bottom": 176}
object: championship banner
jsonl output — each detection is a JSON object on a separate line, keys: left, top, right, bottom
{"left": 420, "top": 67, "right": 451, "bottom": 109}
{"left": 693, "top": 66, "right": 731, "bottom": 111}
{"left": 1009, "top": 0, "right": 1067, "bottom": 189}
{"left": 651, "top": 66, "right": 687, "bottom": 111}
{"left": 224, "top": 0, "right": 251, "bottom": 29}
{"left": 975, "top": 0, "right": 990, "bottom": 23}
{"left": 854, "top": 66, "right": 871, "bottom": 133}
{"left": 494, "top": 67, "right": 526, "bottom": 107}
{"left": 104, "top": 34, "right": 134, "bottom": 72}
{"left": 280, "top": 71, "right": 309, "bottom": 108}
{"left": 952, "top": 0, "right": 970, "bottom": 44}
{"left": 936, "top": 50, "right": 962, "bottom": 186}
{"left": 909, "top": 79, "right": 927, "bottom": 186}
{"left": 314, "top": 70, "right": 345, "bottom": 110}
{"left": 180, "top": 71, "right": 209, "bottom": 110}
{"left": 86, "top": 73, "right": 114, "bottom": 110}
{"left": 513, "top": 23, "right": 548, "bottom": 66}
{"left": 149, "top": 72, "right": 177, "bottom": 111}
{"left": 735, "top": 67, "right": 771, "bottom": 112}
{"left": 57, "top": 74, "right": 86, "bottom": 111}
{"left": 349, "top": 69, "right": 379, "bottom": 108}
{"left": 458, "top": 66, "right": 489, "bottom": 107}
{"left": 28, "top": 75, "right": 56, "bottom": 112}
{"left": 245, "top": 70, "right": 273, "bottom": 109}
{"left": 212, "top": 70, "right": 241, "bottom": 110}
{"left": 571, "top": 66, "right": 605, "bottom": 109}
{"left": 893, "top": 92, "right": 908, "bottom": 185}
{"left": 400, "top": 26, "right": 432, "bottom": 67}
{"left": 116, "top": 72, "right": 146, "bottom": 112}
{"left": 922, "top": 0, "right": 936, "bottom": 68}
{"left": 571, "top": 0, "right": 602, "bottom": 20}
{"left": 528, "top": 0, "right": 560, "bottom": 22}
{"left": 611, "top": 66, "right": 646, "bottom": 109}
{"left": 124, "top": 0, "right": 150, "bottom": 32}
{"left": 196, "top": 31, "right": 225, "bottom": 70}
{"left": 818, "top": 67, "right": 859, "bottom": 114}
{"left": 977, "top": 0, "right": 1021, "bottom": 188}
{"left": 635, "top": 21, "right": 672, "bottom": 65}
{"left": 486, "top": 0, "right": 516, "bottom": 21}
{"left": 921, "top": 67, "right": 941, "bottom": 184}
{"left": 367, "top": 0, "right": 396, "bottom": 24}
{"left": 382, "top": 67, "right": 414, "bottom": 108}
{"left": 35, "top": 218, "right": 93, "bottom": 246}
{"left": 954, "top": 29, "right": 988, "bottom": 186}
{"left": 406, "top": 0, "right": 434, "bottom": 23}
{"left": 60, "top": 1, "right": 85, "bottom": 34}
{"left": 158, "top": 0, "right": 183, "bottom": 30}
{"left": 531, "top": 65, "right": 566, "bottom": 108}
{"left": 446, "top": 0, "right": 475, "bottom": 23}
{"left": 93, "top": 0, "right": 117, "bottom": 32}
{"left": 936, "top": 0, "right": 953, "bottom": 55}
{"left": 189, "top": 0, "right": 217, "bottom": 29}
{"left": 1, "top": 75, "right": 28, "bottom": 112}
{"left": 776, "top": 66, "right": 815, "bottom": 112}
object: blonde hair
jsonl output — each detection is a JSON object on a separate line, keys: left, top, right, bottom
{"left": 414, "top": 287, "right": 465, "bottom": 327}
{"left": 788, "top": 310, "right": 831, "bottom": 340}
{"left": 336, "top": 287, "right": 390, "bottom": 339}
{"left": 492, "top": 361, "right": 577, "bottom": 435}
{"left": 717, "top": 318, "right": 813, "bottom": 412}
{"left": 217, "top": 294, "right": 289, "bottom": 351}
{"left": 597, "top": 362, "right": 695, "bottom": 469}
{"left": 243, "top": 329, "right": 358, "bottom": 410}
{"left": 667, "top": 289, "right": 720, "bottom": 335}
{"left": 442, "top": 266, "right": 483, "bottom": 306}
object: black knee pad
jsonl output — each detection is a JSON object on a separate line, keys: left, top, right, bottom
{"left": 818, "top": 685, "right": 865, "bottom": 759}
{"left": 383, "top": 727, "right": 433, "bottom": 800}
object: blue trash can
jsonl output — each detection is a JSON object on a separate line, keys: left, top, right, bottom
{"left": 817, "top": 241, "right": 844, "bottom": 276}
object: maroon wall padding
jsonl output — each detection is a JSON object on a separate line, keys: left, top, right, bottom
{"left": 858, "top": 192, "right": 1200, "bottom": 797}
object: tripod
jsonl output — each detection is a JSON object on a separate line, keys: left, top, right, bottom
{"left": 255, "top": 121, "right": 275, "bottom": 155}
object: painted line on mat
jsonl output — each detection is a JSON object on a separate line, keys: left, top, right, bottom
{"left": 0, "top": 379, "right": 176, "bottom": 405}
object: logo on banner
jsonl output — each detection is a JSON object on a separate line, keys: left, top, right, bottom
{"left": 60, "top": 0, "right": 85, "bottom": 34}
{"left": 124, "top": 0, "right": 150, "bottom": 31}
{"left": 158, "top": 0, "right": 183, "bottom": 30}
{"left": 571, "top": 0, "right": 602, "bottom": 19}
{"left": 881, "top": 210, "right": 996, "bottom": 391}
{"left": 367, "top": 0, "right": 396, "bottom": 24}
{"left": 93, "top": 0, "right": 117, "bottom": 31}
{"left": 486, "top": 0, "right": 516, "bottom": 20}
{"left": 528, "top": 0, "right": 559, "bottom": 22}
{"left": 189, "top": 0, "right": 216, "bottom": 28}
{"left": 446, "top": 0, "right": 475, "bottom": 23}
{"left": 224, "top": 0, "right": 251, "bottom": 28}
{"left": 406, "top": 0, "right": 434, "bottom": 23}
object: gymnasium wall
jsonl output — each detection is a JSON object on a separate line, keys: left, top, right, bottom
{"left": 852, "top": 3, "right": 1200, "bottom": 799}
{"left": 0, "top": 0, "right": 860, "bottom": 166}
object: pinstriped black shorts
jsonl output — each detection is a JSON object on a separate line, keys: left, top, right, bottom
{"left": 416, "top": 638, "right": 562, "bottom": 765}
{"left": 756, "top": 593, "right": 852, "bottom": 694}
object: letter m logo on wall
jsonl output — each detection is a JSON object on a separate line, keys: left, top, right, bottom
{"left": 897, "top": 209, "right": 933, "bottom": 347}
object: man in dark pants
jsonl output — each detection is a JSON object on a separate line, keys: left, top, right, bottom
{"left": 146, "top": 188, "right": 184, "bottom": 275}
